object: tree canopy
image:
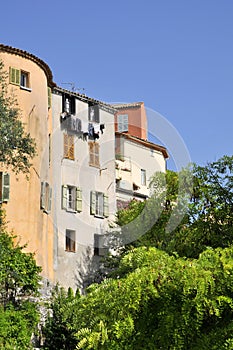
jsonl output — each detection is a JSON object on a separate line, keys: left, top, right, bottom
{"left": 0, "top": 60, "right": 36, "bottom": 173}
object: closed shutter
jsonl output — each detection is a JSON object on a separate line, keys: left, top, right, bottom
{"left": 90, "top": 191, "right": 96, "bottom": 215}
{"left": 62, "top": 185, "right": 67, "bottom": 209}
{"left": 94, "top": 143, "right": 100, "bottom": 166}
{"left": 2, "top": 173, "right": 10, "bottom": 202}
{"left": 76, "top": 188, "right": 82, "bottom": 212}
{"left": 104, "top": 194, "right": 109, "bottom": 217}
{"left": 64, "top": 134, "right": 69, "bottom": 158}
{"left": 40, "top": 182, "right": 46, "bottom": 209}
{"left": 89, "top": 142, "right": 94, "bottom": 165}
{"left": 47, "top": 187, "right": 52, "bottom": 213}
{"left": 123, "top": 114, "right": 128, "bottom": 131}
{"left": 9, "top": 67, "right": 20, "bottom": 85}
{"left": 48, "top": 87, "right": 52, "bottom": 108}
{"left": 68, "top": 135, "right": 74, "bottom": 160}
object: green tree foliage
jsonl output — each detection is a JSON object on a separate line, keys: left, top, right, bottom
{"left": 0, "top": 209, "right": 42, "bottom": 349}
{"left": 114, "top": 156, "right": 233, "bottom": 259}
{"left": 43, "top": 246, "right": 233, "bottom": 349}
{"left": 0, "top": 60, "right": 36, "bottom": 173}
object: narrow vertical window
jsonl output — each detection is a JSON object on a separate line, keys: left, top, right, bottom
{"left": 89, "top": 142, "right": 99, "bottom": 167}
{"left": 141, "top": 169, "right": 146, "bottom": 186}
{"left": 118, "top": 114, "right": 128, "bottom": 132}
{"left": 65, "top": 229, "right": 76, "bottom": 252}
{"left": 0, "top": 173, "right": 10, "bottom": 202}
{"left": 64, "top": 133, "right": 74, "bottom": 160}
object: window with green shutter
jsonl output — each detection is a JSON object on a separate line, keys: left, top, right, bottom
{"left": 0, "top": 173, "right": 10, "bottom": 202}
{"left": 9, "top": 67, "right": 20, "bottom": 85}
{"left": 62, "top": 185, "right": 82, "bottom": 213}
{"left": 90, "top": 191, "right": 109, "bottom": 218}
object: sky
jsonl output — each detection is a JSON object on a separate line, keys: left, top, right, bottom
{"left": 1, "top": 0, "right": 233, "bottom": 169}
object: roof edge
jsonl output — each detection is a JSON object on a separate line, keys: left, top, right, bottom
{"left": 0, "top": 44, "right": 56, "bottom": 87}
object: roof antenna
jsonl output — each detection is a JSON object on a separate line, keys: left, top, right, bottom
{"left": 61, "top": 82, "right": 85, "bottom": 93}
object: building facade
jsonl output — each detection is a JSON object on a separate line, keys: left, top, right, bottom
{"left": 0, "top": 44, "right": 168, "bottom": 290}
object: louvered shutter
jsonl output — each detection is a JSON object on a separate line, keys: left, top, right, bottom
{"left": 40, "top": 182, "right": 46, "bottom": 209}
{"left": 9, "top": 67, "right": 20, "bottom": 85}
{"left": 64, "top": 134, "right": 69, "bottom": 158}
{"left": 62, "top": 185, "right": 67, "bottom": 209}
{"left": 94, "top": 143, "right": 100, "bottom": 166}
{"left": 104, "top": 194, "right": 109, "bottom": 217}
{"left": 89, "top": 142, "right": 94, "bottom": 165}
{"left": 2, "top": 173, "right": 10, "bottom": 202}
{"left": 76, "top": 188, "right": 82, "bottom": 212}
{"left": 47, "top": 187, "right": 52, "bottom": 213}
{"left": 90, "top": 191, "right": 96, "bottom": 215}
{"left": 48, "top": 87, "right": 52, "bottom": 108}
{"left": 68, "top": 135, "right": 74, "bottom": 160}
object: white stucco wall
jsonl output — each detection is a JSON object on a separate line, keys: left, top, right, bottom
{"left": 116, "top": 137, "right": 166, "bottom": 203}
{"left": 52, "top": 92, "right": 116, "bottom": 289}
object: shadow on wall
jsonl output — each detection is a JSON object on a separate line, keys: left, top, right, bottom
{"left": 74, "top": 246, "right": 107, "bottom": 293}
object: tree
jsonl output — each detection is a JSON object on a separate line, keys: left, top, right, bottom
{"left": 0, "top": 60, "right": 36, "bottom": 173}
{"left": 0, "top": 209, "right": 42, "bottom": 349}
{"left": 42, "top": 246, "right": 233, "bottom": 349}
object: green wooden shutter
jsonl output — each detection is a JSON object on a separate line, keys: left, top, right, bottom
{"left": 9, "top": 67, "right": 20, "bottom": 85}
{"left": 40, "top": 182, "right": 46, "bottom": 209}
{"left": 76, "top": 188, "right": 82, "bottom": 212}
{"left": 2, "top": 173, "right": 10, "bottom": 202}
{"left": 62, "top": 185, "right": 67, "bottom": 209}
{"left": 47, "top": 187, "right": 52, "bottom": 213}
{"left": 90, "top": 191, "right": 96, "bottom": 215}
{"left": 104, "top": 194, "right": 109, "bottom": 217}
{"left": 48, "top": 87, "right": 52, "bottom": 108}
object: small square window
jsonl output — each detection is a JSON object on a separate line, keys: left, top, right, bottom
{"left": 65, "top": 229, "right": 76, "bottom": 252}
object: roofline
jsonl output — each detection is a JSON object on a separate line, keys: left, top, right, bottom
{"left": 110, "top": 102, "right": 144, "bottom": 110}
{"left": 0, "top": 44, "right": 56, "bottom": 87}
{"left": 54, "top": 86, "right": 117, "bottom": 114}
{"left": 115, "top": 132, "right": 169, "bottom": 159}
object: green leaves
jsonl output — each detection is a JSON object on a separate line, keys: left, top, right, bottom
{"left": 0, "top": 60, "right": 36, "bottom": 173}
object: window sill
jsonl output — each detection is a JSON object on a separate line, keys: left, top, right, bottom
{"left": 89, "top": 163, "right": 100, "bottom": 168}
{"left": 65, "top": 249, "right": 76, "bottom": 253}
{"left": 20, "top": 86, "right": 32, "bottom": 92}
{"left": 94, "top": 214, "right": 104, "bottom": 219}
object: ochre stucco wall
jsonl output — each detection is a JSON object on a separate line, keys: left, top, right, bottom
{"left": 0, "top": 49, "right": 54, "bottom": 282}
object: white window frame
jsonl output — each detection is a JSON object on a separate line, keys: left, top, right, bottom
{"left": 141, "top": 169, "right": 146, "bottom": 186}
{"left": 118, "top": 114, "right": 128, "bottom": 132}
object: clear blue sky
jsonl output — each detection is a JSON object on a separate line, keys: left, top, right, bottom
{"left": 1, "top": 0, "right": 233, "bottom": 168}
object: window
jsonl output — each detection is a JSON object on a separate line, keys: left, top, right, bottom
{"left": 90, "top": 191, "right": 109, "bottom": 218}
{"left": 118, "top": 114, "right": 128, "bottom": 132}
{"left": 9, "top": 67, "right": 31, "bottom": 90}
{"left": 89, "top": 142, "right": 100, "bottom": 167}
{"left": 62, "top": 185, "right": 82, "bottom": 212}
{"left": 65, "top": 229, "right": 76, "bottom": 252}
{"left": 40, "top": 182, "right": 52, "bottom": 213}
{"left": 62, "top": 94, "right": 75, "bottom": 114}
{"left": 141, "top": 169, "right": 146, "bottom": 186}
{"left": 94, "top": 234, "right": 108, "bottom": 256}
{"left": 64, "top": 133, "right": 74, "bottom": 160}
{"left": 0, "top": 173, "right": 10, "bottom": 203}
{"left": 88, "top": 104, "right": 99, "bottom": 123}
